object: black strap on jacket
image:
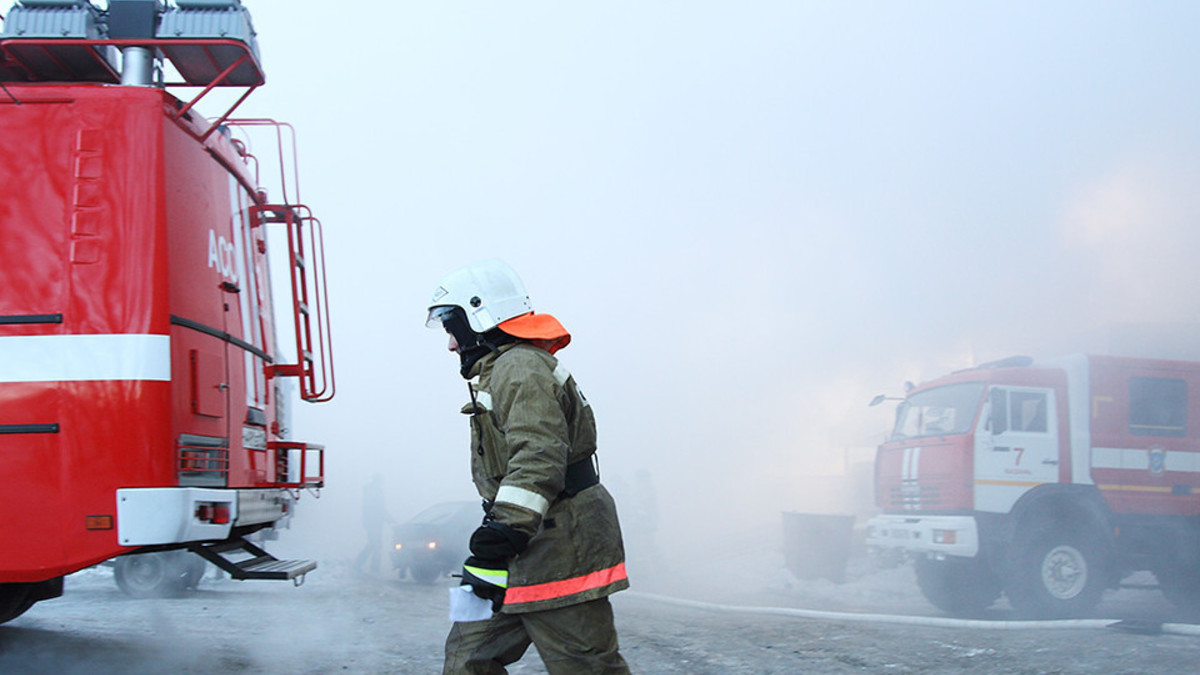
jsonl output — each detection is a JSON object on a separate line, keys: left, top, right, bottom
{"left": 482, "top": 455, "right": 600, "bottom": 513}
{"left": 561, "top": 454, "right": 600, "bottom": 498}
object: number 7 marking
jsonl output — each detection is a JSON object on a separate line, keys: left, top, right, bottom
{"left": 1015, "top": 447, "right": 1025, "bottom": 465}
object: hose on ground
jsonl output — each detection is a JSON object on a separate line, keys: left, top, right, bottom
{"left": 626, "top": 592, "right": 1200, "bottom": 637}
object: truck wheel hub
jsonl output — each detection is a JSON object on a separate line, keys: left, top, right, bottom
{"left": 1041, "top": 545, "right": 1086, "bottom": 599}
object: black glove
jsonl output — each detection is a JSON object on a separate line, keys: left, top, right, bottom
{"left": 469, "top": 519, "right": 530, "bottom": 560}
{"left": 461, "top": 556, "right": 508, "bottom": 612}
{"left": 459, "top": 519, "right": 529, "bottom": 613}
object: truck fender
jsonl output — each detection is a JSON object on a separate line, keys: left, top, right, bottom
{"left": 1007, "top": 484, "right": 1114, "bottom": 542}
{"left": 1001, "top": 484, "right": 1118, "bottom": 584}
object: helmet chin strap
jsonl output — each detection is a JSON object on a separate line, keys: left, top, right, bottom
{"left": 457, "top": 342, "right": 491, "bottom": 378}
{"left": 440, "top": 309, "right": 517, "bottom": 378}
{"left": 456, "top": 330, "right": 518, "bottom": 378}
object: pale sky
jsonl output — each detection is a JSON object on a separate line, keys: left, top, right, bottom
{"left": 209, "top": 2, "right": 1200, "bottom": 559}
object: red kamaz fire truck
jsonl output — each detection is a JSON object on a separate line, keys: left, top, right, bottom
{"left": 867, "top": 354, "right": 1200, "bottom": 618}
{"left": 0, "top": 0, "right": 334, "bottom": 622}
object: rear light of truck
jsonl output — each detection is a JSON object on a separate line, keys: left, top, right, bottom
{"left": 195, "top": 502, "right": 232, "bottom": 524}
{"left": 932, "top": 529, "right": 958, "bottom": 545}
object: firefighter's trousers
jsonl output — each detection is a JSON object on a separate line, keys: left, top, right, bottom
{"left": 443, "top": 596, "right": 629, "bottom": 675}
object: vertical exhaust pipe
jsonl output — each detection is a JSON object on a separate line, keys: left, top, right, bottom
{"left": 109, "top": 0, "right": 162, "bottom": 86}
{"left": 120, "top": 46, "right": 155, "bottom": 86}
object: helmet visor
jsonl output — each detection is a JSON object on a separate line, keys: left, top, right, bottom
{"left": 426, "top": 305, "right": 459, "bottom": 329}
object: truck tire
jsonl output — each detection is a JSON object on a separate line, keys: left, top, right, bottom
{"left": 1005, "top": 528, "right": 1107, "bottom": 618}
{"left": 914, "top": 556, "right": 1001, "bottom": 616}
{"left": 180, "top": 554, "right": 208, "bottom": 590}
{"left": 0, "top": 584, "right": 35, "bottom": 624}
{"left": 410, "top": 562, "right": 442, "bottom": 584}
{"left": 1154, "top": 567, "right": 1200, "bottom": 616}
{"left": 114, "top": 551, "right": 200, "bottom": 598}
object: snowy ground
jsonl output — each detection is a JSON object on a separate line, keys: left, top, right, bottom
{"left": 3, "top": 527, "right": 1200, "bottom": 673}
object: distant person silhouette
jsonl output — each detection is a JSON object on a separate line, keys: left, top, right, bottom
{"left": 354, "top": 474, "right": 393, "bottom": 574}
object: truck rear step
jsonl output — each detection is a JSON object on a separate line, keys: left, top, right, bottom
{"left": 189, "top": 537, "right": 316, "bottom": 581}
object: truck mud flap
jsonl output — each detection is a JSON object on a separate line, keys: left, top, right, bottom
{"left": 188, "top": 537, "right": 316, "bottom": 582}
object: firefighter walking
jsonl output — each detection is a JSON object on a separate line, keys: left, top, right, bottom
{"left": 426, "top": 259, "right": 630, "bottom": 674}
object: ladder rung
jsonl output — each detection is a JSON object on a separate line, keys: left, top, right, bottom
{"left": 238, "top": 555, "right": 277, "bottom": 569}
{"left": 256, "top": 208, "right": 288, "bottom": 223}
{"left": 244, "top": 559, "right": 316, "bottom": 575}
{"left": 190, "top": 538, "right": 318, "bottom": 581}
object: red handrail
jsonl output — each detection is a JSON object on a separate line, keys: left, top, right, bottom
{"left": 264, "top": 441, "right": 324, "bottom": 489}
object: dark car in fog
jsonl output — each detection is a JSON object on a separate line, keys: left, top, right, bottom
{"left": 392, "top": 501, "right": 481, "bottom": 583}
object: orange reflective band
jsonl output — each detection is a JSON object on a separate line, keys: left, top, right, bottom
{"left": 504, "top": 562, "right": 627, "bottom": 605}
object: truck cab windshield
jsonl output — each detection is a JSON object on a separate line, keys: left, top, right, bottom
{"left": 891, "top": 382, "right": 986, "bottom": 440}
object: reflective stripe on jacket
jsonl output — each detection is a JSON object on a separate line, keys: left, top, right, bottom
{"left": 504, "top": 562, "right": 628, "bottom": 605}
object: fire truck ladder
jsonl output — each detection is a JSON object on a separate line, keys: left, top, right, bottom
{"left": 233, "top": 118, "right": 334, "bottom": 404}
{"left": 189, "top": 537, "right": 316, "bottom": 582}
{"left": 253, "top": 202, "right": 335, "bottom": 403}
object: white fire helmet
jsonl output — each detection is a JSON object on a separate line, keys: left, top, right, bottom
{"left": 426, "top": 259, "right": 533, "bottom": 334}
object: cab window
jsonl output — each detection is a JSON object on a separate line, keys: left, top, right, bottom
{"left": 892, "top": 382, "right": 985, "bottom": 440}
{"left": 991, "top": 389, "right": 1048, "bottom": 434}
{"left": 1129, "top": 377, "right": 1187, "bottom": 438}
{"left": 1010, "top": 391, "right": 1047, "bottom": 433}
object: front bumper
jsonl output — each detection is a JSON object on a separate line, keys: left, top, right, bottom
{"left": 865, "top": 514, "right": 980, "bottom": 558}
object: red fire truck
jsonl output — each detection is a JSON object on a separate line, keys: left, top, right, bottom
{"left": 0, "top": 0, "right": 334, "bottom": 622}
{"left": 867, "top": 354, "right": 1200, "bottom": 618}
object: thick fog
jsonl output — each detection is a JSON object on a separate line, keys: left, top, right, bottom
{"left": 227, "top": 2, "right": 1200, "bottom": 592}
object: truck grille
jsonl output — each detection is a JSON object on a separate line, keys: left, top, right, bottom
{"left": 886, "top": 480, "right": 944, "bottom": 510}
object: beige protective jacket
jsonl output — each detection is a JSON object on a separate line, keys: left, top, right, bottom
{"left": 463, "top": 343, "right": 628, "bottom": 613}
